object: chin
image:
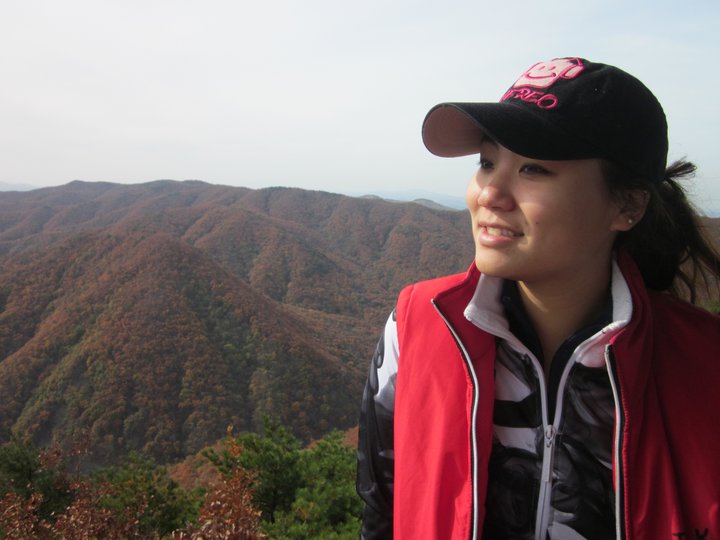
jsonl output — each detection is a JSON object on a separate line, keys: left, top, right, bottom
{"left": 473, "top": 256, "right": 520, "bottom": 280}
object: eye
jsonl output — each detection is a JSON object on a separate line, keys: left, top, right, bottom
{"left": 520, "top": 163, "right": 551, "bottom": 175}
{"left": 478, "top": 156, "right": 494, "bottom": 170}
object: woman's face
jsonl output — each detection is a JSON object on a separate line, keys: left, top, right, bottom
{"left": 466, "top": 139, "right": 631, "bottom": 288}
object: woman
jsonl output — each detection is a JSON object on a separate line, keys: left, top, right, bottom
{"left": 356, "top": 57, "right": 720, "bottom": 540}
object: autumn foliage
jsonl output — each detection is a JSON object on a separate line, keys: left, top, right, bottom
{"left": 0, "top": 181, "right": 472, "bottom": 466}
{"left": 0, "top": 422, "right": 360, "bottom": 539}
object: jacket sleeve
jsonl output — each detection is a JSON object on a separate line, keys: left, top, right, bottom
{"left": 356, "top": 309, "right": 399, "bottom": 539}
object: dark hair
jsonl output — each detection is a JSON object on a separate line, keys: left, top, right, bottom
{"left": 603, "top": 159, "right": 720, "bottom": 305}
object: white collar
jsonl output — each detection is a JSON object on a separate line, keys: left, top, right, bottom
{"left": 463, "top": 257, "right": 634, "bottom": 366}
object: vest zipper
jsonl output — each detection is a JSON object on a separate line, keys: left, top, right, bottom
{"left": 535, "top": 424, "right": 557, "bottom": 538}
{"left": 532, "top": 355, "right": 553, "bottom": 540}
{"left": 432, "top": 299, "right": 480, "bottom": 540}
{"left": 532, "top": 348, "right": 579, "bottom": 540}
{"left": 605, "top": 344, "right": 626, "bottom": 540}
{"left": 541, "top": 425, "right": 557, "bottom": 484}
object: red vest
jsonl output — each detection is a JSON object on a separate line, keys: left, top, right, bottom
{"left": 393, "top": 253, "right": 720, "bottom": 539}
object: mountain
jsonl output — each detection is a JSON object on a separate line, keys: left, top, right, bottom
{"left": 0, "top": 182, "right": 40, "bottom": 192}
{"left": 354, "top": 189, "right": 467, "bottom": 210}
{"left": 0, "top": 180, "right": 472, "bottom": 465}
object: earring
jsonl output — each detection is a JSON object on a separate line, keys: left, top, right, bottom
{"left": 627, "top": 218, "right": 634, "bottom": 225}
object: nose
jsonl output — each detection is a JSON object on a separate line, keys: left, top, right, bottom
{"left": 474, "top": 173, "right": 515, "bottom": 212}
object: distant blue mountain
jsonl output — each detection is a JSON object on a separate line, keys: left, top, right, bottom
{"left": 351, "top": 189, "right": 466, "bottom": 210}
{"left": 0, "top": 182, "right": 41, "bottom": 191}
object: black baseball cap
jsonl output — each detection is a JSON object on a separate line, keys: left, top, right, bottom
{"left": 422, "top": 57, "right": 668, "bottom": 184}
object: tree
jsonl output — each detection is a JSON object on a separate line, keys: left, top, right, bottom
{"left": 0, "top": 435, "right": 72, "bottom": 522}
{"left": 204, "top": 419, "right": 302, "bottom": 523}
{"left": 205, "top": 423, "right": 362, "bottom": 539}
{"left": 172, "top": 466, "right": 262, "bottom": 540}
{"left": 0, "top": 438, "right": 147, "bottom": 539}
{"left": 91, "top": 452, "right": 202, "bottom": 536}
{"left": 263, "top": 431, "right": 362, "bottom": 539}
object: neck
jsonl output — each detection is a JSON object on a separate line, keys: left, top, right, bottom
{"left": 517, "top": 265, "right": 612, "bottom": 375}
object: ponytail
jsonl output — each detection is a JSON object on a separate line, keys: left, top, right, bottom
{"left": 605, "top": 159, "right": 720, "bottom": 305}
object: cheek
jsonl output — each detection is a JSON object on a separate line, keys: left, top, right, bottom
{"left": 465, "top": 175, "right": 480, "bottom": 211}
{"left": 540, "top": 195, "right": 617, "bottom": 247}
{"left": 524, "top": 195, "right": 594, "bottom": 237}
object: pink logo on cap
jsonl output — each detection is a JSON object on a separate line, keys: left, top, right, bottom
{"left": 513, "top": 58, "right": 584, "bottom": 89}
{"left": 501, "top": 57, "right": 585, "bottom": 109}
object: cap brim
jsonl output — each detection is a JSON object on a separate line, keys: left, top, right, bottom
{"left": 422, "top": 102, "right": 596, "bottom": 160}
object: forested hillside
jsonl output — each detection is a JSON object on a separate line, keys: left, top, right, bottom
{"left": 0, "top": 181, "right": 472, "bottom": 465}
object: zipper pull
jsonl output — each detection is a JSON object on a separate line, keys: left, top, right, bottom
{"left": 541, "top": 425, "right": 556, "bottom": 483}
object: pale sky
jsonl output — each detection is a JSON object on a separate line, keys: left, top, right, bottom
{"left": 2, "top": 0, "right": 719, "bottom": 213}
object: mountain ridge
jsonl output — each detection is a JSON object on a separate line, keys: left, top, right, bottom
{"left": 0, "top": 180, "right": 472, "bottom": 465}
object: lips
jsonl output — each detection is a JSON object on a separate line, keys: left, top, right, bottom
{"left": 480, "top": 225, "right": 523, "bottom": 238}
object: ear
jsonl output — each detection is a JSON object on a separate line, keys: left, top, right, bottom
{"left": 610, "top": 189, "right": 649, "bottom": 232}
